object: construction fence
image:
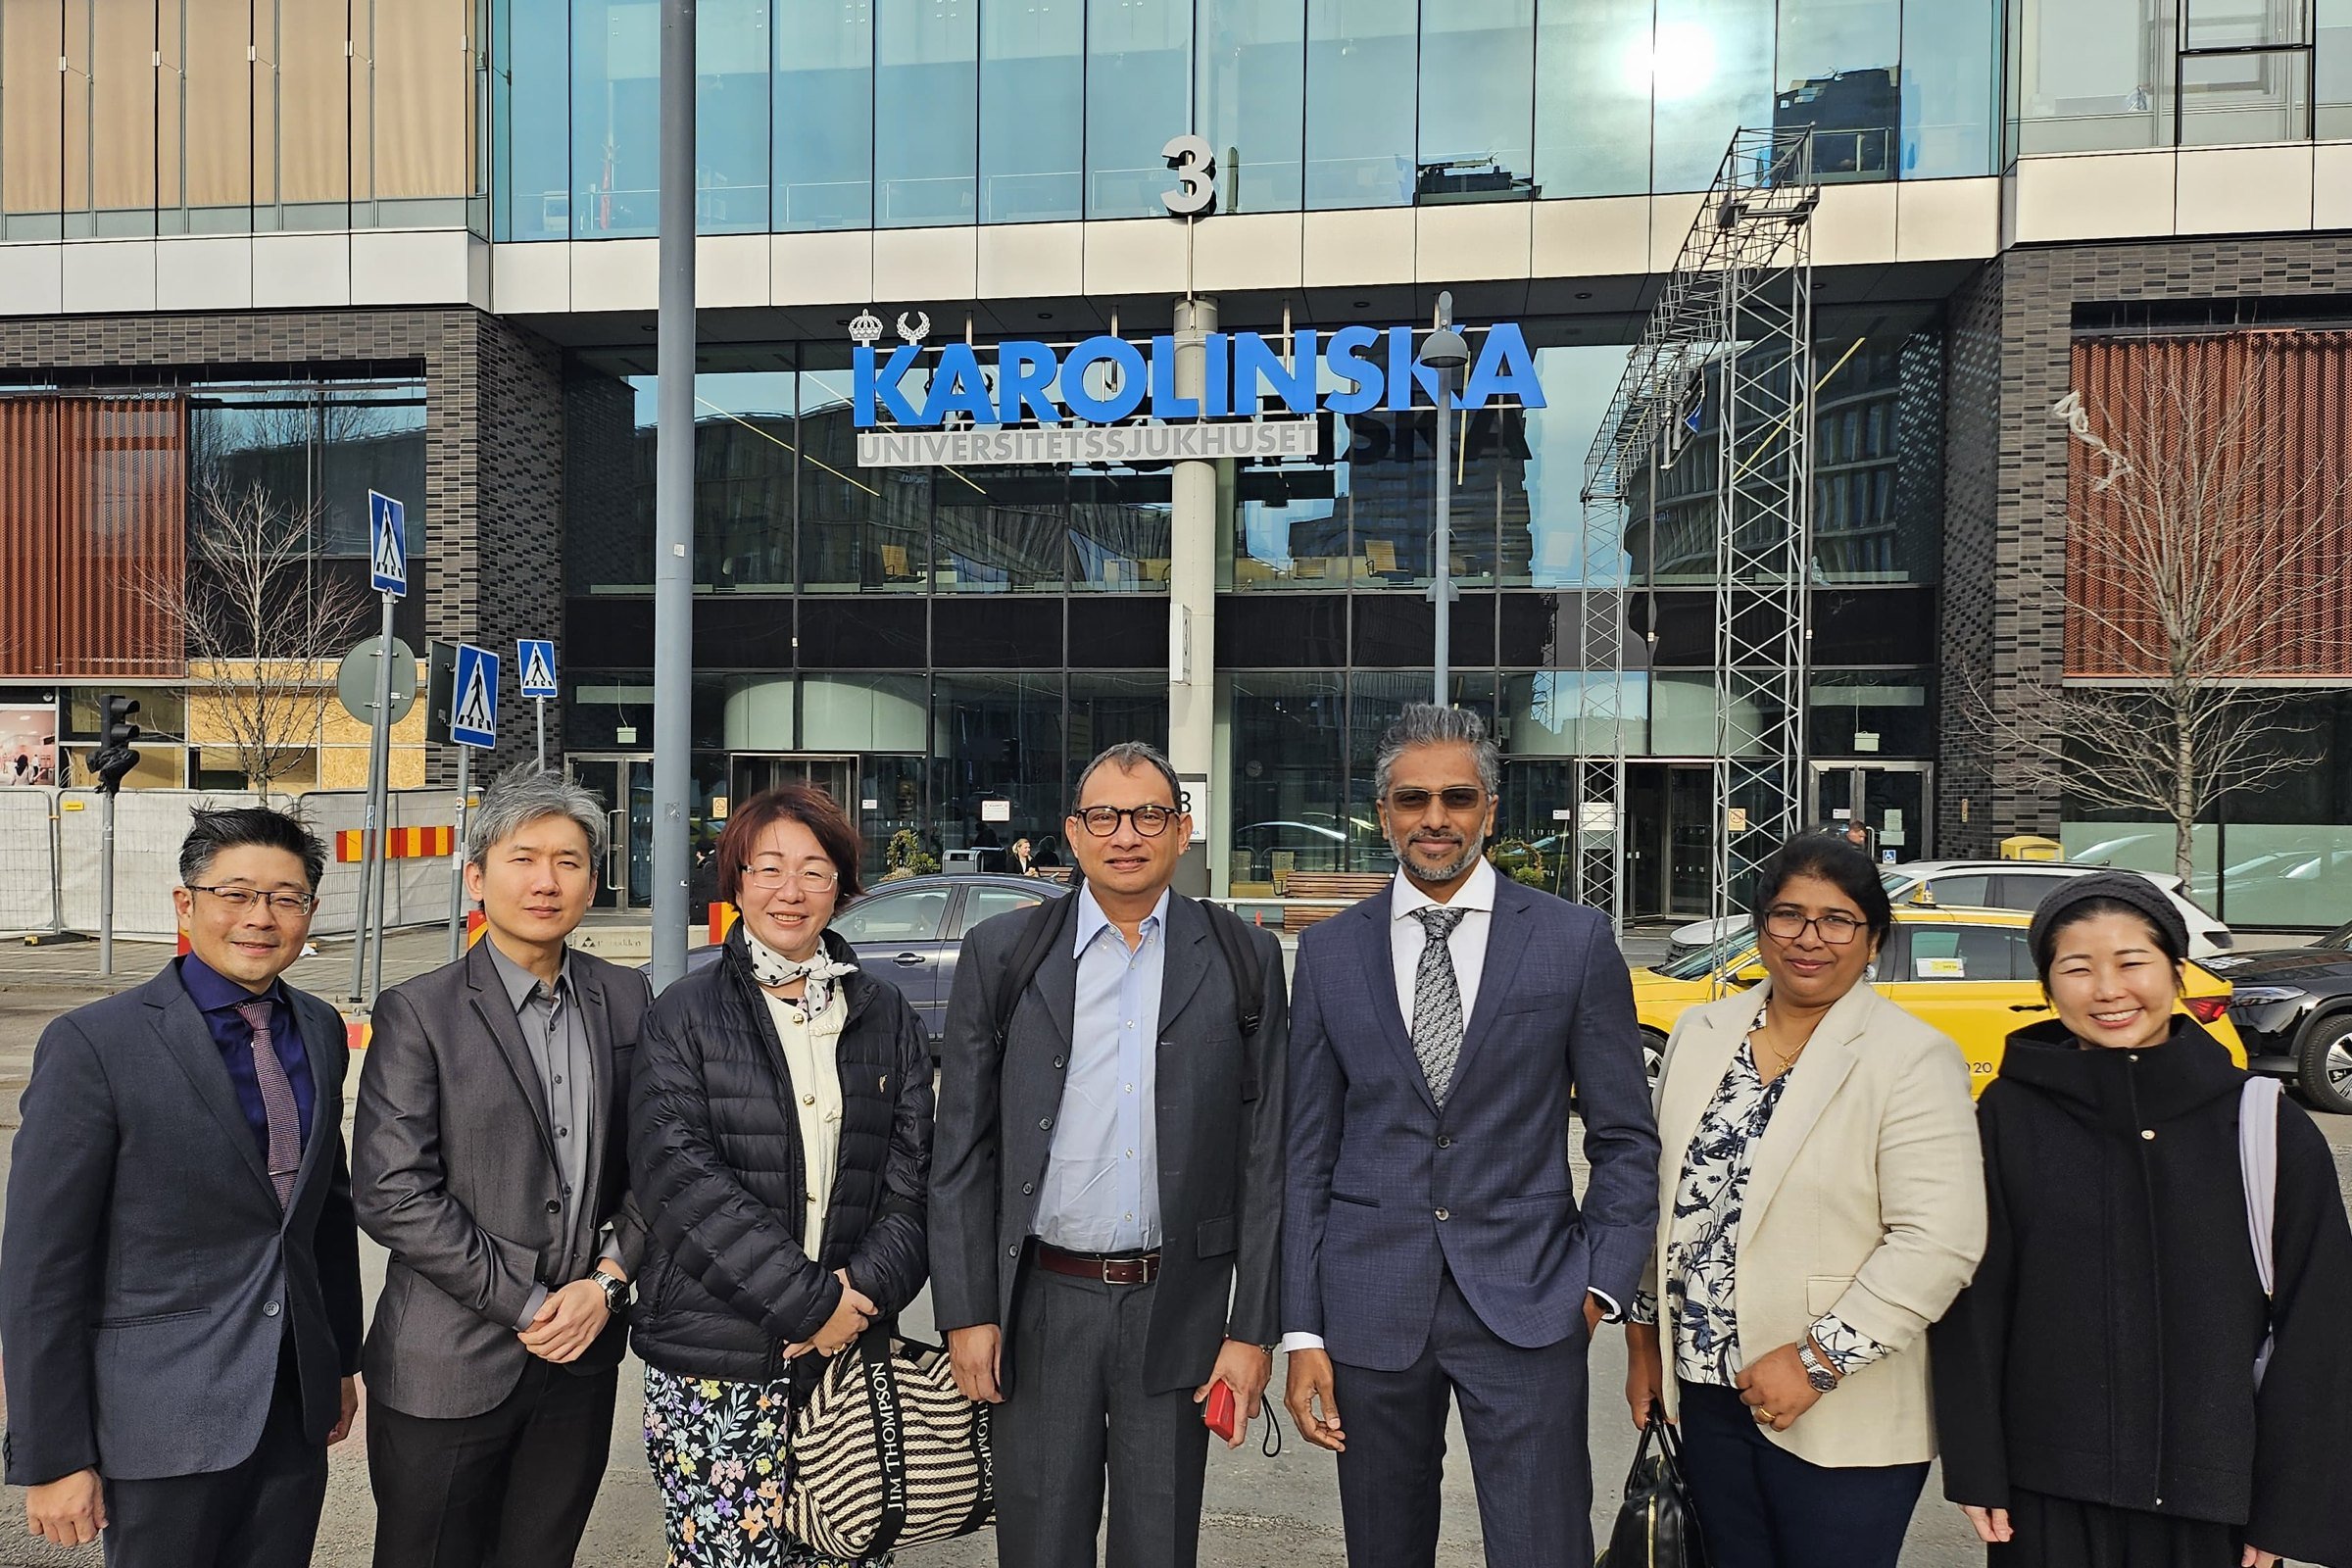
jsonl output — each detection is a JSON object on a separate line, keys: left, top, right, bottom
{"left": 0, "top": 788, "right": 460, "bottom": 944}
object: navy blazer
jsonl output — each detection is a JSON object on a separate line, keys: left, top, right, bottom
{"left": 1282, "top": 876, "right": 1660, "bottom": 1372}
{"left": 0, "top": 964, "right": 364, "bottom": 1486}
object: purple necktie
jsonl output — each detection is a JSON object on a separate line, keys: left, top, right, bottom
{"left": 235, "top": 1001, "right": 302, "bottom": 1209}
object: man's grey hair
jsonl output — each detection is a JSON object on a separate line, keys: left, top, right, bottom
{"left": 1072, "top": 740, "right": 1187, "bottom": 812}
{"left": 466, "top": 764, "right": 609, "bottom": 867}
{"left": 1371, "top": 704, "right": 1502, "bottom": 801}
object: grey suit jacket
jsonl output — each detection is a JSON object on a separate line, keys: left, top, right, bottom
{"left": 931, "top": 892, "right": 1289, "bottom": 1397}
{"left": 353, "top": 940, "right": 653, "bottom": 1420}
{"left": 0, "top": 964, "right": 364, "bottom": 1486}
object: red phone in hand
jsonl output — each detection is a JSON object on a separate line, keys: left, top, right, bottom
{"left": 1204, "top": 1380, "right": 1239, "bottom": 1443}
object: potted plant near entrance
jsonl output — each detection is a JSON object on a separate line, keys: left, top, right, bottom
{"left": 882, "top": 827, "right": 940, "bottom": 882}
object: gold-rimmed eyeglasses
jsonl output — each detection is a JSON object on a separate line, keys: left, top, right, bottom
{"left": 741, "top": 863, "right": 840, "bottom": 894}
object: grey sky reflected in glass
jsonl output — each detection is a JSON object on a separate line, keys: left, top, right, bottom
{"left": 775, "top": 1, "right": 874, "bottom": 230}
{"left": 981, "top": 0, "right": 1083, "bottom": 222}
{"left": 1088, "top": 0, "right": 1194, "bottom": 220}
{"left": 1419, "top": 0, "right": 1536, "bottom": 195}
{"left": 876, "top": 0, "right": 978, "bottom": 225}
{"left": 571, "top": 0, "right": 662, "bottom": 235}
{"left": 499, "top": 0, "right": 572, "bottom": 239}
{"left": 1901, "top": 0, "right": 1998, "bottom": 176}
{"left": 1304, "top": 0, "right": 1416, "bottom": 209}
{"left": 699, "top": 0, "right": 773, "bottom": 232}
{"left": 1534, "top": 0, "right": 1653, "bottom": 199}
{"left": 1197, "top": 0, "right": 1305, "bottom": 212}
{"left": 1650, "top": 0, "right": 1774, "bottom": 191}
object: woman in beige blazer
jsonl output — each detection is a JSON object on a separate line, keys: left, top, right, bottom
{"left": 1624, "top": 834, "right": 1986, "bottom": 1568}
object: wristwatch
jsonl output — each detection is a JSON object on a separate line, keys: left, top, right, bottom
{"left": 1796, "top": 1341, "right": 1840, "bottom": 1394}
{"left": 593, "top": 1269, "right": 630, "bottom": 1319}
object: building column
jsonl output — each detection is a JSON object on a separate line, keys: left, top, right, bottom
{"left": 1167, "top": 295, "right": 1220, "bottom": 896}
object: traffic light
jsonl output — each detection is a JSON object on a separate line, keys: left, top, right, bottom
{"left": 92, "top": 694, "right": 141, "bottom": 794}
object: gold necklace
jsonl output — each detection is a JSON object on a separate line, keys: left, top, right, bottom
{"left": 1753, "top": 1006, "right": 1817, "bottom": 1082}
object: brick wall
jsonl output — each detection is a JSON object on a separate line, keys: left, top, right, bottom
{"left": 1937, "top": 233, "right": 2352, "bottom": 856}
{"left": 0, "top": 305, "right": 565, "bottom": 777}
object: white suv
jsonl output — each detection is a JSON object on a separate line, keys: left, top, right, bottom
{"left": 1664, "top": 860, "right": 2233, "bottom": 962}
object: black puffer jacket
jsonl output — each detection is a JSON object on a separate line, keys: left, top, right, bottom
{"left": 629, "top": 925, "right": 934, "bottom": 1387}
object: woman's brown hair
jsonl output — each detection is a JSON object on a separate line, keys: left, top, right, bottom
{"left": 713, "top": 784, "right": 867, "bottom": 907}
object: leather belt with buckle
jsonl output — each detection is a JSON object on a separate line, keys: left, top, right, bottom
{"left": 1034, "top": 1242, "right": 1161, "bottom": 1286}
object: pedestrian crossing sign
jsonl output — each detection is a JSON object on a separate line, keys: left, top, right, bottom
{"left": 517, "top": 639, "right": 558, "bottom": 698}
{"left": 451, "top": 644, "right": 499, "bottom": 749}
{"left": 368, "top": 490, "right": 407, "bottom": 596}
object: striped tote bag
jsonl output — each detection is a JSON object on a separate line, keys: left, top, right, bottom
{"left": 783, "top": 1326, "right": 996, "bottom": 1559}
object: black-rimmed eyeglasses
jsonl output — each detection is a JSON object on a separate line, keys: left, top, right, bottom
{"left": 1074, "top": 805, "right": 1180, "bottom": 838}
{"left": 1760, "top": 906, "right": 1866, "bottom": 945}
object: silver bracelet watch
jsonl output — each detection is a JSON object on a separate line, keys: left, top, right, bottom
{"left": 1796, "top": 1340, "right": 1840, "bottom": 1394}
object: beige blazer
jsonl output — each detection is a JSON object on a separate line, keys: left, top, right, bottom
{"left": 1643, "top": 977, "right": 1986, "bottom": 1467}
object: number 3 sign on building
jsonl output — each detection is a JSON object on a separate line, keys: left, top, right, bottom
{"left": 1161, "top": 134, "right": 1216, "bottom": 218}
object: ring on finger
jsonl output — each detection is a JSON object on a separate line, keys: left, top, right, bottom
{"left": 1752, "top": 1408, "right": 1773, "bottom": 1424}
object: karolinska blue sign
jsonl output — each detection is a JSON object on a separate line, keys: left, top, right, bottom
{"left": 852, "top": 321, "right": 1545, "bottom": 467}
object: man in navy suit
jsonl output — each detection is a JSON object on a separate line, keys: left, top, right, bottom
{"left": 0, "top": 807, "right": 363, "bottom": 1567}
{"left": 1281, "top": 704, "right": 1660, "bottom": 1567}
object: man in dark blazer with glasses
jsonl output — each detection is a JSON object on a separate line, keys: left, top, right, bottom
{"left": 0, "top": 808, "right": 362, "bottom": 1567}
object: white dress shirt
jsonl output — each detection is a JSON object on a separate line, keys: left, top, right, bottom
{"left": 1282, "top": 856, "right": 1611, "bottom": 1354}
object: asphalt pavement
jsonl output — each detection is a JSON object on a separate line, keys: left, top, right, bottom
{"left": 0, "top": 929, "right": 2346, "bottom": 1566}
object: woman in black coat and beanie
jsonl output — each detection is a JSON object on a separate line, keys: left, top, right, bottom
{"left": 629, "top": 784, "right": 934, "bottom": 1568}
{"left": 1932, "top": 873, "right": 2352, "bottom": 1568}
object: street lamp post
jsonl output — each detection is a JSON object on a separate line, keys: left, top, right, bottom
{"left": 1420, "top": 294, "right": 1471, "bottom": 708}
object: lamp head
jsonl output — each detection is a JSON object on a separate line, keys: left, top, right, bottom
{"left": 1420, "top": 325, "right": 1470, "bottom": 372}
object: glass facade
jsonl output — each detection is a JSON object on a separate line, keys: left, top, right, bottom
{"left": 0, "top": 0, "right": 484, "bottom": 240}
{"left": 492, "top": 0, "right": 2005, "bottom": 239}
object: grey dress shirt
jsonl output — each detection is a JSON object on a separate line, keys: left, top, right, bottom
{"left": 484, "top": 940, "right": 606, "bottom": 1326}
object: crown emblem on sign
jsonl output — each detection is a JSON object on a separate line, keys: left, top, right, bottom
{"left": 847, "top": 309, "right": 883, "bottom": 347}
{"left": 897, "top": 311, "right": 931, "bottom": 346}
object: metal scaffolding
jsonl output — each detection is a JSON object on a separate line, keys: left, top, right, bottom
{"left": 1571, "top": 128, "right": 1821, "bottom": 936}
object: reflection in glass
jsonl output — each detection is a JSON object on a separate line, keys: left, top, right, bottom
{"left": 694, "top": 0, "right": 772, "bottom": 232}
{"left": 1900, "top": 0, "right": 1998, "bottom": 177}
{"left": 1069, "top": 473, "right": 1174, "bottom": 592}
{"left": 875, "top": 0, "right": 978, "bottom": 225}
{"left": 571, "top": 0, "right": 662, "bottom": 234}
{"left": 775, "top": 1, "right": 874, "bottom": 230}
{"left": 1227, "top": 672, "right": 1348, "bottom": 885}
{"left": 2323, "top": 0, "right": 2352, "bottom": 138}
{"left": 498, "top": 0, "right": 574, "bottom": 238}
{"left": 1522, "top": 345, "right": 1636, "bottom": 589}
{"left": 2179, "top": 49, "right": 2310, "bottom": 145}
{"left": 1773, "top": 0, "right": 1900, "bottom": 180}
{"left": 1303, "top": 0, "right": 1415, "bottom": 209}
{"left": 1068, "top": 673, "right": 1170, "bottom": 800}
{"left": 932, "top": 673, "right": 1065, "bottom": 857}
{"left": 1417, "top": 1, "right": 1537, "bottom": 202}
{"left": 1650, "top": 0, "right": 1774, "bottom": 191}
{"left": 693, "top": 372, "right": 796, "bottom": 589}
{"left": 981, "top": 0, "right": 1083, "bottom": 222}
{"left": 2009, "top": 0, "right": 2169, "bottom": 155}
{"left": 798, "top": 368, "right": 930, "bottom": 593}
{"left": 936, "top": 470, "right": 1066, "bottom": 593}
{"left": 1197, "top": 0, "right": 1305, "bottom": 211}
{"left": 1088, "top": 0, "right": 1194, "bottom": 218}
{"left": 1533, "top": 0, "right": 1652, "bottom": 199}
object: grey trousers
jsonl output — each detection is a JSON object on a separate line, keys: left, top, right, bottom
{"left": 992, "top": 1266, "right": 1212, "bottom": 1568}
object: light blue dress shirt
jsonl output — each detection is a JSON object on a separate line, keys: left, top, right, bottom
{"left": 1031, "top": 885, "right": 1168, "bottom": 1254}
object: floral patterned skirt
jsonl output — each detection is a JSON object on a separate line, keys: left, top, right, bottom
{"left": 642, "top": 1362, "right": 894, "bottom": 1568}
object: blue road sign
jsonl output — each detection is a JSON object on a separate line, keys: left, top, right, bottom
{"left": 451, "top": 644, "right": 499, "bottom": 749}
{"left": 368, "top": 491, "right": 407, "bottom": 596}
{"left": 517, "top": 639, "right": 559, "bottom": 699}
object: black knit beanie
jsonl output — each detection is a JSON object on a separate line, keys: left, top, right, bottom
{"left": 2026, "top": 871, "right": 2191, "bottom": 970}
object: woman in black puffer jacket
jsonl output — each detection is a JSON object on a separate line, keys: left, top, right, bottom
{"left": 629, "top": 784, "right": 933, "bottom": 1568}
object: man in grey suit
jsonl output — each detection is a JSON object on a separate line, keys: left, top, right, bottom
{"left": 933, "top": 741, "right": 1289, "bottom": 1568}
{"left": 0, "top": 808, "right": 363, "bottom": 1566}
{"left": 1282, "top": 705, "right": 1661, "bottom": 1567}
{"left": 353, "top": 767, "right": 653, "bottom": 1568}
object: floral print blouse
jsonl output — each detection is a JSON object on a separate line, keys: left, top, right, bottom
{"left": 1633, "top": 1007, "right": 1892, "bottom": 1387}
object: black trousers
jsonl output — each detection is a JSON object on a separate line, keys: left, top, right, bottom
{"left": 101, "top": 1348, "right": 329, "bottom": 1568}
{"left": 1327, "top": 1269, "right": 1593, "bottom": 1568}
{"left": 367, "top": 1357, "right": 618, "bottom": 1568}
{"left": 1675, "top": 1380, "right": 1928, "bottom": 1568}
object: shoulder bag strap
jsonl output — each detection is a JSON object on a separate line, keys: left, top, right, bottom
{"left": 991, "top": 884, "right": 1080, "bottom": 1050}
{"left": 1200, "top": 900, "right": 1266, "bottom": 1038}
{"left": 853, "top": 1323, "right": 911, "bottom": 1554}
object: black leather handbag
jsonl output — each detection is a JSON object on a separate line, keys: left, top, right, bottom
{"left": 1598, "top": 1402, "right": 1708, "bottom": 1568}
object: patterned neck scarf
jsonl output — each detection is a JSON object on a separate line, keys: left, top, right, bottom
{"left": 743, "top": 927, "right": 858, "bottom": 1018}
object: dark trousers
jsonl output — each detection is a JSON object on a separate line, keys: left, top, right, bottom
{"left": 992, "top": 1265, "right": 1212, "bottom": 1568}
{"left": 101, "top": 1350, "right": 329, "bottom": 1568}
{"left": 1675, "top": 1380, "right": 1927, "bottom": 1568}
{"left": 367, "top": 1357, "right": 619, "bottom": 1568}
{"left": 1328, "top": 1269, "right": 1593, "bottom": 1568}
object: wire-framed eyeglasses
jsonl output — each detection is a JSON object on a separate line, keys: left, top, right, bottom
{"left": 187, "top": 884, "right": 318, "bottom": 915}
{"left": 741, "top": 862, "right": 840, "bottom": 894}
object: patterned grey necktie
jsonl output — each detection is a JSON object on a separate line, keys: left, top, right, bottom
{"left": 1409, "top": 906, "right": 1469, "bottom": 1106}
{"left": 235, "top": 1000, "right": 302, "bottom": 1209}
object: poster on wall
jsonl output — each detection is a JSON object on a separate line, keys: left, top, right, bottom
{"left": 0, "top": 707, "right": 56, "bottom": 786}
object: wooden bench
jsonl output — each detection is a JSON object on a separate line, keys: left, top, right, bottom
{"left": 1274, "top": 871, "right": 1391, "bottom": 931}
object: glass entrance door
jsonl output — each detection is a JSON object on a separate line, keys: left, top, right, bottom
{"left": 569, "top": 755, "right": 656, "bottom": 909}
{"left": 1810, "top": 762, "right": 1933, "bottom": 865}
{"left": 1624, "top": 763, "right": 1718, "bottom": 918}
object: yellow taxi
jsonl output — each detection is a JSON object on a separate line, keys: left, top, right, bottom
{"left": 1632, "top": 906, "right": 2245, "bottom": 1095}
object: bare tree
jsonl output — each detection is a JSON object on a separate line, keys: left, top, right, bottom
{"left": 1957, "top": 343, "right": 2347, "bottom": 882}
{"left": 146, "top": 483, "right": 376, "bottom": 800}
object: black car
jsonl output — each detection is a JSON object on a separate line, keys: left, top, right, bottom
{"left": 682, "top": 872, "right": 1069, "bottom": 1052}
{"left": 2206, "top": 920, "right": 2352, "bottom": 1114}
